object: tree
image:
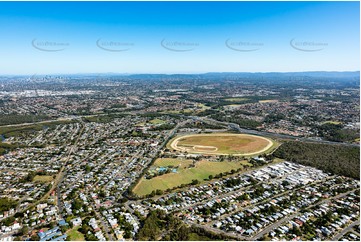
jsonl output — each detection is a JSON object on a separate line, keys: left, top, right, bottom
{"left": 0, "top": 198, "right": 18, "bottom": 213}
{"left": 170, "top": 225, "right": 190, "bottom": 240}
{"left": 72, "top": 199, "right": 83, "bottom": 210}
{"left": 2, "top": 217, "right": 15, "bottom": 226}
{"left": 137, "top": 211, "right": 161, "bottom": 240}
{"left": 273, "top": 141, "right": 360, "bottom": 179}
{"left": 155, "top": 189, "right": 163, "bottom": 195}
{"left": 30, "top": 234, "right": 40, "bottom": 241}
{"left": 191, "top": 179, "right": 199, "bottom": 185}
{"left": 20, "top": 226, "right": 29, "bottom": 236}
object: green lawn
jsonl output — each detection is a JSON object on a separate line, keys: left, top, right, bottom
{"left": 33, "top": 175, "right": 53, "bottom": 183}
{"left": 153, "top": 158, "right": 193, "bottom": 167}
{"left": 133, "top": 159, "right": 251, "bottom": 196}
{"left": 66, "top": 226, "right": 85, "bottom": 241}
{"left": 322, "top": 120, "right": 342, "bottom": 125}
{"left": 150, "top": 118, "right": 166, "bottom": 125}
{"left": 224, "top": 97, "right": 248, "bottom": 102}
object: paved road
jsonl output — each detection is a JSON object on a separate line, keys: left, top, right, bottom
{"left": 332, "top": 220, "right": 360, "bottom": 241}
{"left": 181, "top": 175, "right": 338, "bottom": 241}
{"left": 89, "top": 202, "right": 115, "bottom": 241}
{"left": 0, "top": 123, "right": 85, "bottom": 223}
{"left": 191, "top": 116, "right": 359, "bottom": 147}
{"left": 171, "top": 164, "right": 306, "bottom": 215}
{"left": 56, "top": 172, "right": 66, "bottom": 218}
{"left": 251, "top": 189, "right": 359, "bottom": 240}
{"left": 1, "top": 112, "right": 357, "bottom": 148}
{"left": 210, "top": 173, "right": 334, "bottom": 224}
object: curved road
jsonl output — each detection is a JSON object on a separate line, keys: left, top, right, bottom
{"left": 190, "top": 116, "right": 359, "bottom": 147}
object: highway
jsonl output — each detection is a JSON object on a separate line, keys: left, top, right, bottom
{"left": 1, "top": 112, "right": 358, "bottom": 148}
{"left": 190, "top": 116, "right": 359, "bottom": 147}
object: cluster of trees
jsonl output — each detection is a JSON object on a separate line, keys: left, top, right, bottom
{"left": 77, "top": 221, "right": 98, "bottom": 241}
{"left": 236, "top": 193, "right": 250, "bottom": 202}
{"left": 199, "top": 201, "right": 230, "bottom": 216}
{"left": 116, "top": 214, "right": 133, "bottom": 238}
{"left": 317, "top": 123, "right": 359, "bottom": 142}
{"left": 196, "top": 108, "right": 218, "bottom": 117}
{"left": 188, "top": 224, "right": 233, "bottom": 241}
{"left": 126, "top": 152, "right": 161, "bottom": 199}
{"left": 209, "top": 113, "right": 261, "bottom": 129}
{"left": 148, "top": 123, "right": 176, "bottom": 131}
{"left": 146, "top": 189, "right": 164, "bottom": 197}
{"left": 0, "top": 114, "right": 51, "bottom": 126}
{"left": 137, "top": 210, "right": 164, "bottom": 240}
{"left": 264, "top": 113, "right": 285, "bottom": 123}
{"left": 137, "top": 209, "right": 232, "bottom": 241}
{"left": 82, "top": 113, "right": 128, "bottom": 123}
{"left": 0, "top": 141, "right": 46, "bottom": 155}
{"left": 109, "top": 103, "right": 127, "bottom": 109}
{"left": 145, "top": 165, "right": 177, "bottom": 179}
{"left": 0, "top": 197, "right": 18, "bottom": 213}
{"left": 183, "top": 121, "right": 225, "bottom": 130}
{"left": 0, "top": 142, "right": 23, "bottom": 155}
{"left": 216, "top": 96, "right": 268, "bottom": 106}
{"left": 0, "top": 120, "right": 75, "bottom": 139}
{"left": 273, "top": 141, "right": 360, "bottom": 179}
{"left": 19, "top": 170, "right": 53, "bottom": 183}
{"left": 129, "top": 130, "right": 151, "bottom": 138}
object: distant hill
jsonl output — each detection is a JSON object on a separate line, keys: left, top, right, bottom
{"left": 123, "top": 71, "right": 360, "bottom": 80}
{"left": 202, "top": 71, "right": 360, "bottom": 79}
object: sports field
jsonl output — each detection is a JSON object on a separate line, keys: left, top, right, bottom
{"left": 259, "top": 99, "right": 279, "bottom": 103}
{"left": 149, "top": 118, "right": 166, "bottom": 125}
{"left": 33, "top": 175, "right": 53, "bottom": 183}
{"left": 133, "top": 158, "right": 251, "bottom": 196}
{"left": 169, "top": 133, "right": 274, "bottom": 156}
{"left": 224, "top": 97, "right": 248, "bottom": 102}
{"left": 66, "top": 226, "right": 85, "bottom": 241}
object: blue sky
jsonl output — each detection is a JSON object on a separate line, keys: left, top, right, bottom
{"left": 0, "top": 1, "right": 359, "bottom": 74}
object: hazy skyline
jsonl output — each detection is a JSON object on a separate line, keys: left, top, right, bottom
{"left": 0, "top": 1, "right": 359, "bottom": 75}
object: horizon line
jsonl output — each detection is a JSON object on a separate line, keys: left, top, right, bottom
{"left": 0, "top": 70, "right": 360, "bottom": 77}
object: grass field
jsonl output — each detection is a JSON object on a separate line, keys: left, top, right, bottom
{"left": 133, "top": 158, "right": 251, "bottom": 196}
{"left": 161, "top": 103, "right": 210, "bottom": 115}
{"left": 322, "top": 120, "right": 342, "bottom": 125}
{"left": 224, "top": 97, "right": 248, "bottom": 102}
{"left": 33, "top": 175, "right": 53, "bottom": 183}
{"left": 150, "top": 118, "right": 166, "bottom": 125}
{"left": 259, "top": 99, "right": 279, "bottom": 103}
{"left": 169, "top": 133, "right": 274, "bottom": 156}
{"left": 226, "top": 104, "right": 243, "bottom": 107}
{"left": 66, "top": 226, "right": 85, "bottom": 241}
{"left": 153, "top": 158, "right": 193, "bottom": 167}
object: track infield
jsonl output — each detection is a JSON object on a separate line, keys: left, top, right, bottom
{"left": 169, "top": 133, "right": 274, "bottom": 156}
{"left": 132, "top": 158, "right": 251, "bottom": 196}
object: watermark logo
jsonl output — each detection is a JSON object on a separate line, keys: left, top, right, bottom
{"left": 161, "top": 38, "right": 199, "bottom": 52}
{"left": 31, "top": 39, "right": 69, "bottom": 52}
{"left": 290, "top": 38, "right": 328, "bottom": 52}
{"left": 225, "top": 39, "right": 263, "bottom": 52}
{"left": 96, "top": 38, "right": 134, "bottom": 52}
